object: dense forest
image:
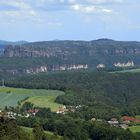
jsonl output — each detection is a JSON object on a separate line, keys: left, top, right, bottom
{"left": 5, "top": 70, "right": 140, "bottom": 119}
{"left": 0, "top": 121, "right": 30, "bottom": 140}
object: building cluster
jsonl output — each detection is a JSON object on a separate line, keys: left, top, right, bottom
{"left": 56, "top": 105, "right": 84, "bottom": 114}
{"left": 24, "top": 109, "right": 40, "bottom": 117}
{"left": 0, "top": 108, "right": 40, "bottom": 121}
{"left": 0, "top": 110, "right": 16, "bottom": 121}
{"left": 90, "top": 116, "right": 140, "bottom": 130}
{"left": 107, "top": 116, "right": 140, "bottom": 130}
{"left": 56, "top": 106, "right": 67, "bottom": 114}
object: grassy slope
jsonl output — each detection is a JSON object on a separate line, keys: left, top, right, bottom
{"left": 21, "top": 126, "right": 64, "bottom": 140}
{"left": 21, "top": 96, "right": 63, "bottom": 111}
{"left": 129, "top": 126, "right": 140, "bottom": 133}
{"left": 112, "top": 68, "right": 140, "bottom": 73}
{"left": 129, "top": 116, "right": 140, "bottom": 133}
{"left": 0, "top": 87, "right": 64, "bottom": 111}
{"left": 135, "top": 115, "right": 140, "bottom": 119}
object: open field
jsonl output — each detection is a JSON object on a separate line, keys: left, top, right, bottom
{"left": 21, "top": 126, "right": 64, "bottom": 140}
{"left": 112, "top": 68, "right": 140, "bottom": 73}
{"left": 136, "top": 115, "right": 140, "bottom": 120}
{"left": 129, "top": 126, "right": 140, "bottom": 133}
{"left": 21, "top": 95, "right": 63, "bottom": 111}
{"left": 0, "top": 87, "right": 64, "bottom": 111}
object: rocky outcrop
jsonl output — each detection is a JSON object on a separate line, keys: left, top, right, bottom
{"left": 54, "top": 64, "right": 88, "bottom": 71}
{"left": 0, "top": 66, "right": 48, "bottom": 75}
{"left": 25, "top": 66, "right": 48, "bottom": 74}
{"left": 96, "top": 64, "right": 106, "bottom": 69}
{"left": 2, "top": 39, "right": 140, "bottom": 73}
{"left": 114, "top": 61, "right": 134, "bottom": 68}
{"left": 4, "top": 40, "right": 140, "bottom": 58}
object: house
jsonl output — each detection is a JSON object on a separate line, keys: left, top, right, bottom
{"left": 122, "top": 120, "right": 130, "bottom": 124}
{"left": 0, "top": 111, "right": 16, "bottom": 121}
{"left": 122, "top": 116, "right": 140, "bottom": 123}
{"left": 108, "top": 118, "right": 119, "bottom": 126}
{"left": 91, "top": 118, "right": 96, "bottom": 121}
{"left": 62, "top": 105, "right": 66, "bottom": 109}
{"left": 26, "top": 109, "right": 39, "bottom": 116}
{"left": 120, "top": 124, "right": 128, "bottom": 130}
{"left": 7, "top": 111, "right": 17, "bottom": 118}
{"left": 56, "top": 108, "right": 65, "bottom": 114}
{"left": 56, "top": 106, "right": 67, "bottom": 114}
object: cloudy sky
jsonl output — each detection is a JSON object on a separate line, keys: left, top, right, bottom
{"left": 0, "top": 0, "right": 139, "bottom": 41}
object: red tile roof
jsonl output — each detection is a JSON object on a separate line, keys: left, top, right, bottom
{"left": 122, "top": 116, "right": 140, "bottom": 123}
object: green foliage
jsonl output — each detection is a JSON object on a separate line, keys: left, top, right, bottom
{"left": 21, "top": 102, "right": 34, "bottom": 112}
{"left": 0, "top": 121, "right": 30, "bottom": 140}
{"left": 129, "top": 126, "right": 140, "bottom": 133}
{"left": 6, "top": 71, "right": 140, "bottom": 117}
{"left": 3, "top": 39, "right": 140, "bottom": 71}
{"left": 32, "top": 124, "right": 45, "bottom": 140}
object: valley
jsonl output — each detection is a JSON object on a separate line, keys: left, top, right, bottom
{"left": 1, "top": 39, "right": 140, "bottom": 140}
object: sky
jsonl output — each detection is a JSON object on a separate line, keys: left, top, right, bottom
{"left": 0, "top": 0, "right": 140, "bottom": 42}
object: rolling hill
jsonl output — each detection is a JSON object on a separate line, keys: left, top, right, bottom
{"left": 0, "top": 87, "right": 64, "bottom": 111}
{"left": 5, "top": 70, "right": 140, "bottom": 117}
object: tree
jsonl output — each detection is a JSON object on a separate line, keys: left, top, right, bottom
{"left": 33, "top": 124, "right": 45, "bottom": 140}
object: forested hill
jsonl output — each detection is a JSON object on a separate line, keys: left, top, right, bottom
{"left": 6, "top": 71, "right": 140, "bottom": 117}
{"left": 0, "top": 40, "right": 28, "bottom": 56}
{"left": 4, "top": 39, "right": 140, "bottom": 67}
{"left": 1, "top": 39, "right": 140, "bottom": 75}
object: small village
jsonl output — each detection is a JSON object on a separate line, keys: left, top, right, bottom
{"left": 107, "top": 116, "right": 140, "bottom": 130}
{"left": 1, "top": 105, "right": 140, "bottom": 131}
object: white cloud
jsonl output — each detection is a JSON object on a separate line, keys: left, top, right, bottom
{"left": 0, "top": 0, "right": 39, "bottom": 24}
{"left": 71, "top": 4, "right": 112, "bottom": 14}
{"left": 0, "top": 0, "right": 30, "bottom": 10}
{"left": 71, "top": 4, "right": 81, "bottom": 11}
{"left": 85, "top": 0, "right": 123, "bottom": 4}
{"left": 0, "top": 0, "right": 123, "bottom": 25}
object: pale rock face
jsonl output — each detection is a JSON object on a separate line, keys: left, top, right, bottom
{"left": 60, "top": 66, "right": 67, "bottom": 71}
{"left": 52, "top": 64, "right": 88, "bottom": 71}
{"left": 114, "top": 61, "right": 134, "bottom": 67}
{"left": 59, "top": 64, "right": 88, "bottom": 71}
{"left": 96, "top": 64, "right": 106, "bottom": 68}
{"left": 26, "top": 66, "right": 48, "bottom": 74}
{"left": 67, "top": 64, "right": 88, "bottom": 70}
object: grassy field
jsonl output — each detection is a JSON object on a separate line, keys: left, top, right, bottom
{"left": 129, "top": 126, "right": 140, "bottom": 133}
{"left": 0, "top": 87, "right": 64, "bottom": 111}
{"left": 112, "top": 68, "right": 140, "bottom": 73}
{"left": 135, "top": 115, "right": 140, "bottom": 119}
{"left": 21, "top": 126, "right": 64, "bottom": 140}
{"left": 21, "top": 95, "right": 63, "bottom": 111}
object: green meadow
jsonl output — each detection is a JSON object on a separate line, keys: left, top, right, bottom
{"left": 135, "top": 115, "right": 140, "bottom": 120}
{"left": 129, "top": 126, "right": 140, "bottom": 133}
{"left": 0, "top": 87, "right": 64, "bottom": 111}
{"left": 129, "top": 116, "right": 140, "bottom": 133}
{"left": 21, "top": 126, "right": 64, "bottom": 140}
{"left": 112, "top": 68, "right": 140, "bottom": 73}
